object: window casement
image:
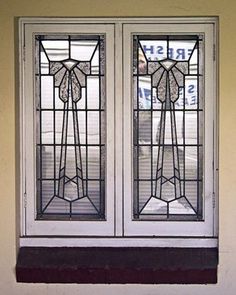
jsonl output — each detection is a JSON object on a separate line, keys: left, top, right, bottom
{"left": 21, "top": 23, "right": 115, "bottom": 237}
{"left": 19, "top": 18, "right": 218, "bottom": 248}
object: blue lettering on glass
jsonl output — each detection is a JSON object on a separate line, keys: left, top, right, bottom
{"left": 143, "top": 46, "right": 193, "bottom": 60}
{"left": 144, "top": 88, "right": 152, "bottom": 100}
{"left": 138, "top": 84, "right": 197, "bottom": 107}
{"left": 176, "top": 48, "right": 185, "bottom": 60}
{"left": 188, "top": 84, "right": 195, "bottom": 94}
{"left": 157, "top": 46, "right": 164, "bottom": 55}
{"left": 190, "top": 96, "right": 197, "bottom": 105}
{"left": 188, "top": 48, "right": 193, "bottom": 56}
{"left": 143, "top": 45, "right": 154, "bottom": 54}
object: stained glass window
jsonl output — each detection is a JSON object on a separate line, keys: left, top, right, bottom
{"left": 133, "top": 35, "right": 203, "bottom": 220}
{"left": 35, "top": 35, "right": 106, "bottom": 220}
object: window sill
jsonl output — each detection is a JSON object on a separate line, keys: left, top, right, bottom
{"left": 16, "top": 247, "right": 218, "bottom": 284}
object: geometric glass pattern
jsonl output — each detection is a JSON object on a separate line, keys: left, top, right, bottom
{"left": 35, "top": 35, "right": 105, "bottom": 220}
{"left": 133, "top": 35, "right": 204, "bottom": 220}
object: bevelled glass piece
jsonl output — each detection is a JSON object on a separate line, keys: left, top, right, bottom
{"left": 36, "top": 35, "right": 106, "bottom": 220}
{"left": 141, "top": 197, "right": 167, "bottom": 214}
{"left": 62, "top": 59, "right": 78, "bottom": 71}
{"left": 160, "top": 60, "right": 176, "bottom": 71}
{"left": 133, "top": 35, "right": 203, "bottom": 220}
{"left": 169, "top": 197, "right": 195, "bottom": 214}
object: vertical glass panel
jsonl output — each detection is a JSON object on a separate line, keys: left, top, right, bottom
{"left": 41, "top": 146, "right": 54, "bottom": 179}
{"left": 35, "top": 34, "right": 106, "bottom": 220}
{"left": 87, "top": 77, "right": 100, "bottom": 109}
{"left": 55, "top": 88, "right": 64, "bottom": 109}
{"left": 138, "top": 76, "right": 151, "bottom": 110}
{"left": 91, "top": 46, "right": 99, "bottom": 75}
{"left": 189, "top": 48, "right": 198, "bottom": 74}
{"left": 41, "top": 76, "right": 53, "bottom": 108}
{"left": 88, "top": 111, "right": 99, "bottom": 144}
{"left": 133, "top": 35, "right": 203, "bottom": 220}
{"left": 185, "top": 77, "right": 198, "bottom": 109}
{"left": 40, "top": 50, "right": 49, "bottom": 74}
{"left": 88, "top": 147, "right": 100, "bottom": 179}
{"left": 185, "top": 111, "right": 198, "bottom": 144}
{"left": 41, "top": 111, "right": 53, "bottom": 144}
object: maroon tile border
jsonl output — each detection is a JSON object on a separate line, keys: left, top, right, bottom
{"left": 16, "top": 247, "right": 218, "bottom": 284}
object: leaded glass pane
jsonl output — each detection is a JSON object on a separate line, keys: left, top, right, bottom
{"left": 133, "top": 35, "right": 203, "bottom": 220}
{"left": 35, "top": 35, "right": 106, "bottom": 220}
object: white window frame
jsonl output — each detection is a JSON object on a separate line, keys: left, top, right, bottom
{"left": 19, "top": 17, "right": 218, "bottom": 248}
{"left": 123, "top": 23, "right": 217, "bottom": 237}
{"left": 20, "top": 23, "right": 115, "bottom": 236}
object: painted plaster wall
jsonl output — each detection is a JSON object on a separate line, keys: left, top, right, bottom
{"left": 0, "top": 0, "right": 236, "bottom": 294}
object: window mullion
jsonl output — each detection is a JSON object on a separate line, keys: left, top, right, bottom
{"left": 114, "top": 22, "right": 124, "bottom": 236}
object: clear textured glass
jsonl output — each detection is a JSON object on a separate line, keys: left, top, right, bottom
{"left": 133, "top": 35, "right": 203, "bottom": 220}
{"left": 41, "top": 40, "right": 69, "bottom": 61}
{"left": 71, "top": 40, "right": 98, "bottom": 61}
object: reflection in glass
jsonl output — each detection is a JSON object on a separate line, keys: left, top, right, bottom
{"left": 36, "top": 35, "right": 105, "bottom": 220}
{"left": 133, "top": 35, "right": 203, "bottom": 220}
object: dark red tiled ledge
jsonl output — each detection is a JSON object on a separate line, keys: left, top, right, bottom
{"left": 16, "top": 247, "right": 218, "bottom": 284}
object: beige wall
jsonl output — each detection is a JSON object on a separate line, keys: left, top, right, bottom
{"left": 0, "top": 0, "right": 236, "bottom": 294}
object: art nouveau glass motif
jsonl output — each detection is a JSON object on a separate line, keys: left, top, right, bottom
{"left": 35, "top": 35, "right": 105, "bottom": 220}
{"left": 133, "top": 35, "right": 203, "bottom": 220}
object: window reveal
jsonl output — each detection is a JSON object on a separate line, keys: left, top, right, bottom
{"left": 20, "top": 19, "right": 217, "bottom": 240}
